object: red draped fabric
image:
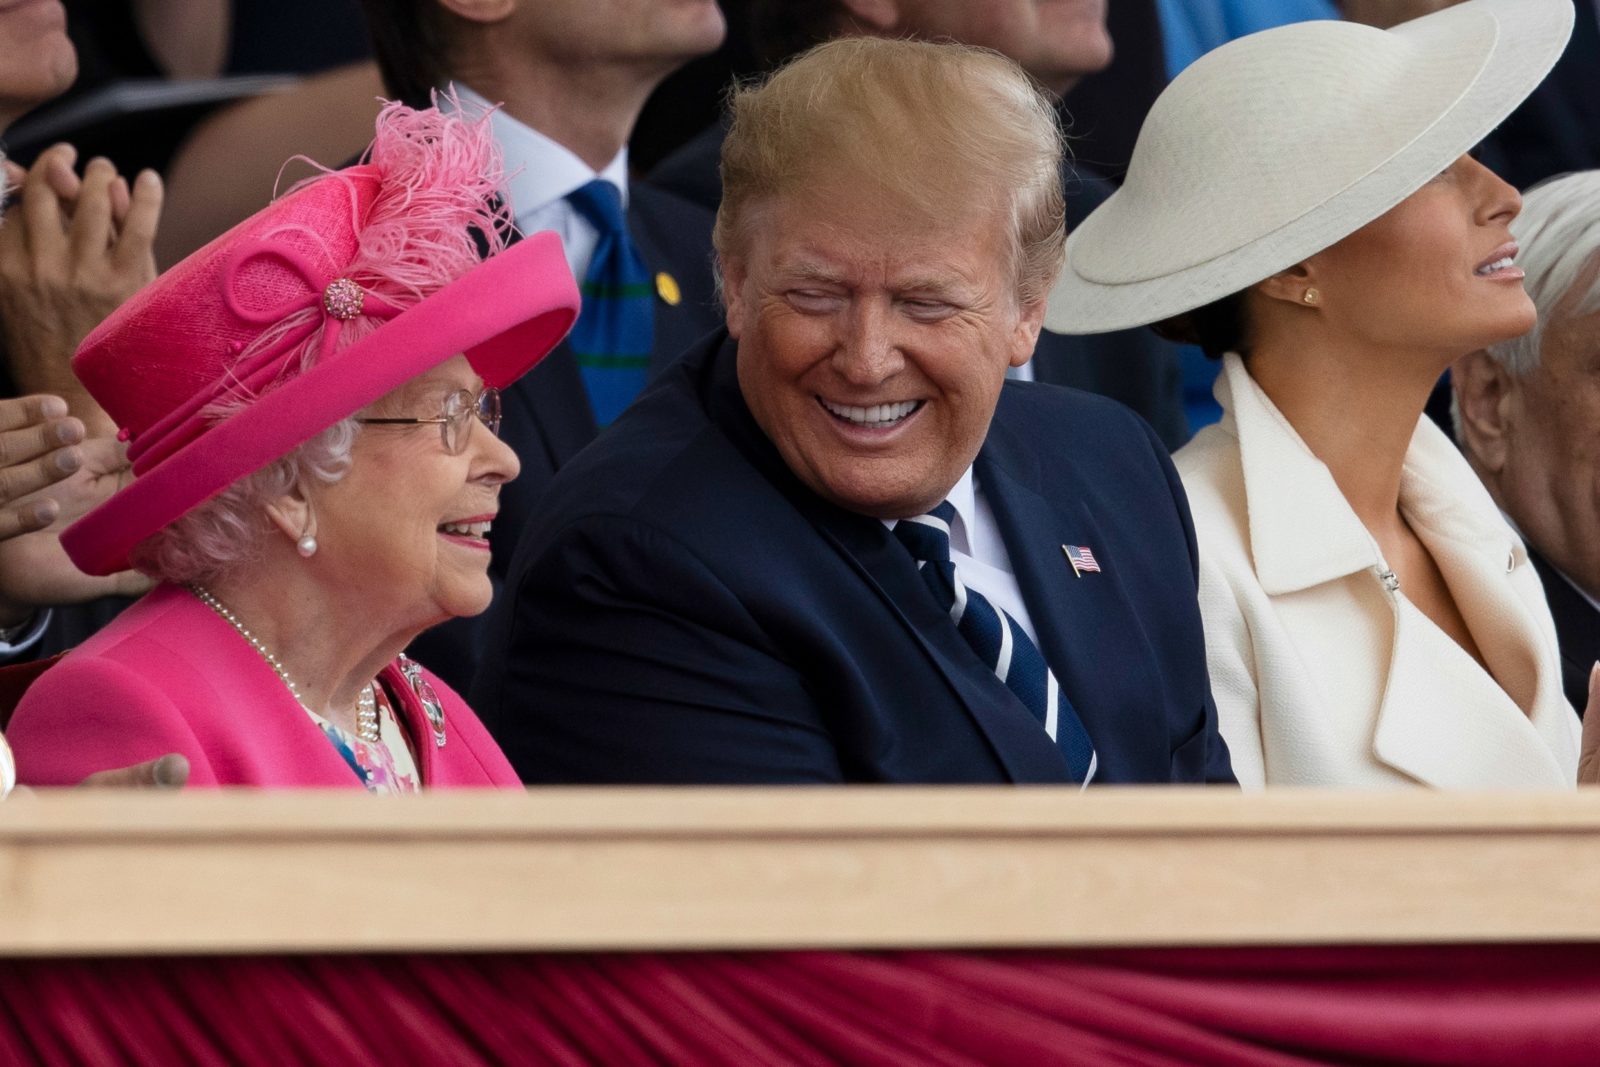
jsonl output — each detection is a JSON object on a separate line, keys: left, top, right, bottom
{"left": 2, "top": 946, "right": 1598, "bottom": 1065}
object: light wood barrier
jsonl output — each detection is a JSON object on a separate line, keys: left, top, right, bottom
{"left": 1, "top": 787, "right": 1598, "bottom": 956}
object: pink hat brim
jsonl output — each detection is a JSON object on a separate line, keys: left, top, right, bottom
{"left": 62, "top": 231, "right": 579, "bottom": 577}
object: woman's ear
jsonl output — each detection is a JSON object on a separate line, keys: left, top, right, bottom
{"left": 1254, "top": 261, "right": 1320, "bottom": 310}
{"left": 263, "top": 488, "right": 314, "bottom": 548}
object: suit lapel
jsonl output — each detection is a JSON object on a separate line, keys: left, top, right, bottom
{"left": 1372, "top": 597, "right": 1571, "bottom": 788}
{"left": 1369, "top": 432, "right": 1576, "bottom": 788}
{"left": 625, "top": 188, "right": 723, "bottom": 378}
{"left": 808, "top": 508, "right": 1073, "bottom": 784}
{"left": 505, "top": 339, "right": 598, "bottom": 470}
{"left": 975, "top": 419, "right": 1165, "bottom": 756}
{"left": 628, "top": 210, "right": 692, "bottom": 379}
{"left": 496, "top": 223, "right": 599, "bottom": 469}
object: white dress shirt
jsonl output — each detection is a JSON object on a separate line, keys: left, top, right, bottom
{"left": 450, "top": 85, "right": 630, "bottom": 282}
{"left": 0, "top": 609, "right": 50, "bottom": 659}
{"left": 886, "top": 467, "right": 1039, "bottom": 647}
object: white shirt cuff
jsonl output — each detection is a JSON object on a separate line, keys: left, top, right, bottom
{"left": 0, "top": 608, "right": 51, "bottom": 657}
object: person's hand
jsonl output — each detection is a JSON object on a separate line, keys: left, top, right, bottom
{"left": 0, "top": 145, "right": 163, "bottom": 433}
{"left": 0, "top": 749, "right": 191, "bottom": 798}
{"left": 0, "top": 394, "right": 87, "bottom": 539}
{"left": 0, "top": 426, "right": 150, "bottom": 620}
{"left": 1580, "top": 663, "right": 1600, "bottom": 784}
{"left": 76, "top": 752, "right": 189, "bottom": 789}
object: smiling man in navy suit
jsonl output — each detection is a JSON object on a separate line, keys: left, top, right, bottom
{"left": 474, "top": 37, "right": 1234, "bottom": 786}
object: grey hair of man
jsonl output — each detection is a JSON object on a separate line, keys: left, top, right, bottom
{"left": 1487, "top": 171, "right": 1600, "bottom": 376}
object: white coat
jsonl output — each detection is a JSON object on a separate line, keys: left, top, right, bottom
{"left": 1175, "top": 353, "right": 1581, "bottom": 789}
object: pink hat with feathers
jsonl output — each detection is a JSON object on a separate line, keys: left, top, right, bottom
{"left": 62, "top": 99, "right": 579, "bottom": 577}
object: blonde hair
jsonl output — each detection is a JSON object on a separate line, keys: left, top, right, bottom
{"left": 714, "top": 36, "right": 1066, "bottom": 307}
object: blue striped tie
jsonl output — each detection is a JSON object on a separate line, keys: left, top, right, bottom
{"left": 893, "top": 502, "right": 1097, "bottom": 784}
{"left": 565, "top": 179, "right": 654, "bottom": 426}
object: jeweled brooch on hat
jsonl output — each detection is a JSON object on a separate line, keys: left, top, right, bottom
{"left": 322, "top": 277, "right": 365, "bottom": 320}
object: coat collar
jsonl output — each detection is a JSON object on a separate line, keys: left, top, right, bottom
{"left": 1215, "top": 351, "right": 1523, "bottom": 595}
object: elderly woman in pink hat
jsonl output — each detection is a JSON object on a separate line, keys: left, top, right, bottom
{"left": 3, "top": 102, "right": 578, "bottom": 790}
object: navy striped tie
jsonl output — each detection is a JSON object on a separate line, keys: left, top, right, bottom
{"left": 565, "top": 179, "right": 654, "bottom": 426}
{"left": 893, "top": 501, "right": 1097, "bottom": 784}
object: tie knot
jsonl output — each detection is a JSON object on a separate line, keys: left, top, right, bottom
{"left": 566, "top": 179, "right": 627, "bottom": 235}
{"left": 892, "top": 501, "right": 957, "bottom": 564}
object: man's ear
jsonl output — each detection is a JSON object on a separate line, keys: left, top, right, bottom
{"left": 1453, "top": 349, "right": 1516, "bottom": 474}
{"left": 719, "top": 254, "right": 749, "bottom": 340}
{"left": 437, "top": 0, "right": 515, "bottom": 25}
{"left": 1011, "top": 297, "right": 1047, "bottom": 368}
{"left": 836, "top": 0, "right": 901, "bottom": 33}
{"left": 1253, "top": 261, "right": 1320, "bottom": 310}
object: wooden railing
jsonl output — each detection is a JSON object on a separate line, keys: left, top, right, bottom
{"left": 1, "top": 788, "right": 1597, "bottom": 955}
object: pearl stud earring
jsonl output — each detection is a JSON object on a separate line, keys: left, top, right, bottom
{"left": 1302, "top": 287, "right": 1321, "bottom": 306}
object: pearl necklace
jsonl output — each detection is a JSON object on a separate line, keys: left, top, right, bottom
{"left": 190, "top": 584, "right": 380, "bottom": 743}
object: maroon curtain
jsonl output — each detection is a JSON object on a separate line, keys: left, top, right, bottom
{"left": 3, "top": 946, "right": 1599, "bottom": 1065}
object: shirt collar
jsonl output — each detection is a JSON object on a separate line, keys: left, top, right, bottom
{"left": 943, "top": 466, "right": 978, "bottom": 556}
{"left": 448, "top": 84, "right": 630, "bottom": 221}
{"left": 880, "top": 466, "right": 977, "bottom": 553}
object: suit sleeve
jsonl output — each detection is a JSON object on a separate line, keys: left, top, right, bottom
{"left": 6, "top": 656, "right": 217, "bottom": 786}
{"left": 1142, "top": 417, "right": 1238, "bottom": 786}
{"left": 481, "top": 514, "right": 846, "bottom": 784}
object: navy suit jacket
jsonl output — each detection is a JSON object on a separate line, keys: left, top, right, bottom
{"left": 407, "top": 181, "right": 724, "bottom": 694}
{"left": 472, "top": 331, "right": 1234, "bottom": 785}
{"left": 1528, "top": 546, "right": 1600, "bottom": 718}
{"left": 649, "top": 126, "right": 1190, "bottom": 451}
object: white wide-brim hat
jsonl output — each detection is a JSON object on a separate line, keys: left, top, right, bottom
{"left": 1044, "top": 0, "right": 1574, "bottom": 335}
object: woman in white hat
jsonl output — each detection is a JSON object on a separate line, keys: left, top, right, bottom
{"left": 1047, "top": 0, "right": 1595, "bottom": 788}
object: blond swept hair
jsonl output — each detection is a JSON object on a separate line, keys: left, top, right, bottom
{"left": 714, "top": 37, "right": 1067, "bottom": 308}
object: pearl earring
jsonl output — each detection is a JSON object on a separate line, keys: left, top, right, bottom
{"left": 297, "top": 534, "right": 318, "bottom": 558}
{"left": 1301, "top": 287, "right": 1321, "bottom": 306}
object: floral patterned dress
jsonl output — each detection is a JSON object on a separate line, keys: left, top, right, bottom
{"left": 304, "top": 680, "right": 420, "bottom": 794}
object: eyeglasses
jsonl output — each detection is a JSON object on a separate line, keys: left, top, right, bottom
{"left": 355, "top": 387, "right": 502, "bottom": 455}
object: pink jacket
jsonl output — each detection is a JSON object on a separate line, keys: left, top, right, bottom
{"left": 7, "top": 584, "right": 522, "bottom": 788}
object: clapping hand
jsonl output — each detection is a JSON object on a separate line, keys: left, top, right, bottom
{"left": 0, "top": 144, "right": 162, "bottom": 432}
{"left": 0, "top": 417, "right": 149, "bottom": 624}
{"left": 0, "top": 394, "right": 85, "bottom": 540}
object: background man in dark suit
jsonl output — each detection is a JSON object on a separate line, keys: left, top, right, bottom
{"left": 648, "top": 0, "right": 1191, "bottom": 451}
{"left": 474, "top": 37, "right": 1233, "bottom": 786}
{"left": 1454, "top": 170, "right": 1600, "bottom": 717}
{"left": 358, "top": 0, "right": 729, "bottom": 692}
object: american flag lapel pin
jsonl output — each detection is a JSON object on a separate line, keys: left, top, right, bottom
{"left": 1062, "top": 544, "right": 1102, "bottom": 578}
